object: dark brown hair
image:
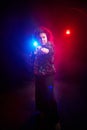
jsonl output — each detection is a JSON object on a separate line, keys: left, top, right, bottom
{"left": 34, "top": 26, "right": 54, "bottom": 42}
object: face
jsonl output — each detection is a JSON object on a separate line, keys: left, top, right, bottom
{"left": 39, "top": 33, "right": 48, "bottom": 45}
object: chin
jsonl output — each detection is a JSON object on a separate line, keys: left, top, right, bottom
{"left": 42, "top": 42, "right": 47, "bottom": 45}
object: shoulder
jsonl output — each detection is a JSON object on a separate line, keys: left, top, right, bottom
{"left": 47, "top": 41, "right": 54, "bottom": 47}
{"left": 47, "top": 42, "right": 55, "bottom": 51}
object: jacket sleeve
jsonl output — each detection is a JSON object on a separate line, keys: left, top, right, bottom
{"left": 46, "top": 43, "right": 55, "bottom": 55}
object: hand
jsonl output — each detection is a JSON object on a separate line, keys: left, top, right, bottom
{"left": 37, "top": 46, "right": 42, "bottom": 49}
{"left": 41, "top": 47, "right": 49, "bottom": 54}
{"left": 34, "top": 46, "right": 41, "bottom": 54}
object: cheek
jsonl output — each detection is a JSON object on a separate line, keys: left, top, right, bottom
{"left": 44, "top": 38, "right": 47, "bottom": 42}
{"left": 45, "top": 37, "right": 47, "bottom": 41}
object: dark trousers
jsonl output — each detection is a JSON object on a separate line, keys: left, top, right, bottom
{"left": 35, "top": 74, "right": 59, "bottom": 126}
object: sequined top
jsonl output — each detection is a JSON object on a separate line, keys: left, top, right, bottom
{"left": 33, "top": 42, "right": 56, "bottom": 76}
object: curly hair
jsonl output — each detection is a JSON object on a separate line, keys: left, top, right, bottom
{"left": 34, "top": 26, "right": 54, "bottom": 42}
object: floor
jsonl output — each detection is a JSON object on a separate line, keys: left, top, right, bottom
{"left": 0, "top": 78, "right": 87, "bottom": 130}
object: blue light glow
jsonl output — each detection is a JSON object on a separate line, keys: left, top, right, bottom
{"left": 48, "top": 86, "right": 53, "bottom": 89}
{"left": 33, "top": 41, "right": 38, "bottom": 47}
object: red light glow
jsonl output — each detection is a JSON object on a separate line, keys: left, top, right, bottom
{"left": 66, "top": 30, "right": 70, "bottom": 35}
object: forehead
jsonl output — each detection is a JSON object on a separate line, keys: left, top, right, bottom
{"left": 39, "top": 33, "right": 47, "bottom": 37}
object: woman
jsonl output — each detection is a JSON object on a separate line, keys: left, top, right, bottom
{"left": 30, "top": 26, "right": 60, "bottom": 129}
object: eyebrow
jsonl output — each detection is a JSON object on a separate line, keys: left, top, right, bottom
{"left": 40, "top": 36, "right": 46, "bottom": 38}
